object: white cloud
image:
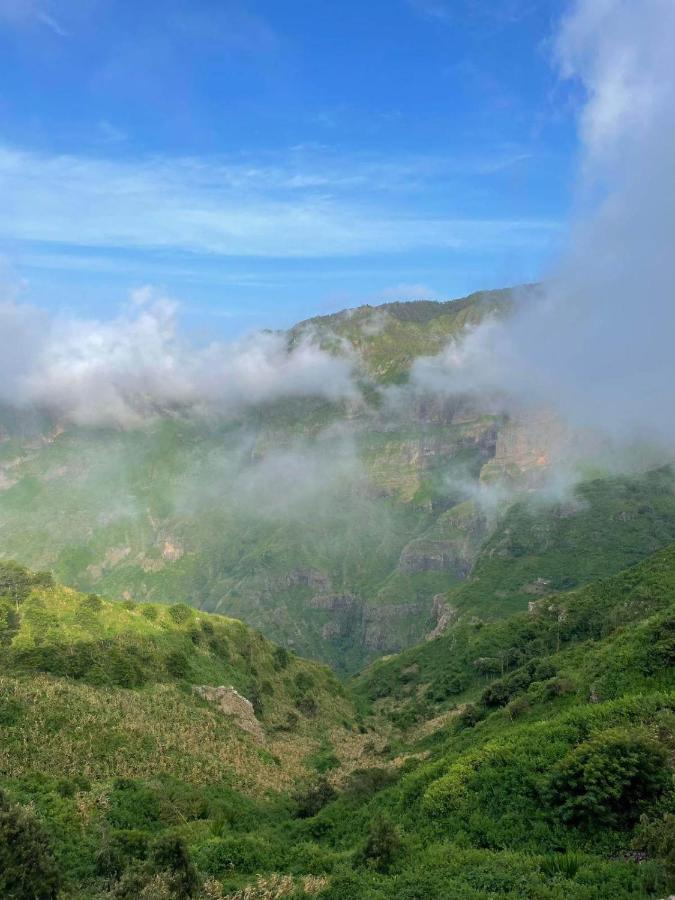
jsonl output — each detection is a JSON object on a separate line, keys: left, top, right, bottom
{"left": 411, "top": 0, "right": 675, "bottom": 447}
{"left": 0, "top": 288, "right": 357, "bottom": 427}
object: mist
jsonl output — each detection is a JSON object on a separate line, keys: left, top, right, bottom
{"left": 411, "top": 0, "right": 675, "bottom": 448}
{"left": 0, "top": 287, "right": 357, "bottom": 427}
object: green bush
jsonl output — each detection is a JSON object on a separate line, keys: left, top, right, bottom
{"left": 296, "top": 695, "right": 318, "bottom": 717}
{"left": 273, "top": 645, "right": 290, "bottom": 670}
{"left": 0, "top": 697, "right": 24, "bottom": 726}
{"left": 168, "top": 603, "right": 193, "bottom": 625}
{"left": 0, "top": 791, "right": 61, "bottom": 899}
{"left": 111, "top": 834, "right": 198, "bottom": 899}
{"left": 165, "top": 650, "right": 190, "bottom": 679}
{"left": 107, "top": 780, "right": 163, "bottom": 831}
{"left": 80, "top": 593, "right": 103, "bottom": 613}
{"left": 293, "top": 777, "right": 336, "bottom": 818}
{"left": 343, "top": 768, "right": 398, "bottom": 803}
{"left": 193, "top": 835, "right": 274, "bottom": 876}
{"left": 546, "top": 728, "right": 671, "bottom": 830}
{"left": 355, "top": 815, "right": 402, "bottom": 873}
{"left": 95, "top": 829, "right": 149, "bottom": 879}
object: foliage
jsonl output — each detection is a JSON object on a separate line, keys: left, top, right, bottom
{"left": 546, "top": 729, "right": 671, "bottom": 830}
{"left": 0, "top": 542, "right": 673, "bottom": 897}
{"left": 355, "top": 816, "right": 402, "bottom": 873}
{"left": 0, "top": 791, "right": 61, "bottom": 899}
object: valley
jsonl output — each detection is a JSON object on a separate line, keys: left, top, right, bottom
{"left": 1, "top": 292, "right": 674, "bottom": 898}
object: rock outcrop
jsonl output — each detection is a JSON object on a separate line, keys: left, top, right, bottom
{"left": 193, "top": 685, "right": 265, "bottom": 742}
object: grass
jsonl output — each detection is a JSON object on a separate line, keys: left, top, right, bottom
{"left": 0, "top": 543, "right": 673, "bottom": 897}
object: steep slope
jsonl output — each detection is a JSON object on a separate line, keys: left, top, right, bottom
{"left": 310, "top": 545, "right": 675, "bottom": 897}
{"left": 0, "top": 291, "right": 516, "bottom": 672}
{"left": 291, "top": 287, "right": 516, "bottom": 383}
{"left": 443, "top": 465, "right": 675, "bottom": 619}
{"left": 0, "top": 561, "right": 356, "bottom": 793}
{"left": 2, "top": 547, "right": 673, "bottom": 898}
{"left": 2, "top": 287, "right": 675, "bottom": 677}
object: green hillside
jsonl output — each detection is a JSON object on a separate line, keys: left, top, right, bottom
{"left": 2, "top": 289, "right": 675, "bottom": 678}
{"left": 291, "top": 287, "right": 516, "bottom": 383}
{"left": 1, "top": 543, "right": 673, "bottom": 898}
{"left": 445, "top": 465, "right": 675, "bottom": 618}
{"left": 0, "top": 291, "right": 515, "bottom": 672}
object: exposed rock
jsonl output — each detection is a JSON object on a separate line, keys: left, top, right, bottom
{"left": 399, "top": 501, "right": 488, "bottom": 578}
{"left": 138, "top": 555, "right": 165, "bottom": 573}
{"left": 87, "top": 545, "right": 132, "bottom": 580}
{"left": 193, "top": 685, "right": 265, "bottom": 742}
{"left": 308, "top": 592, "right": 357, "bottom": 611}
{"left": 426, "top": 594, "right": 458, "bottom": 640}
{"left": 480, "top": 408, "right": 567, "bottom": 488}
{"left": 522, "top": 577, "right": 552, "bottom": 596}
{"left": 361, "top": 601, "right": 428, "bottom": 652}
{"left": 161, "top": 539, "right": 184, "bottom": 562}
{"left": 398, "top": 540, "right": 458, "bottom": 574}
{"left": 285, "top": 569, "right": 332, "bottom": 593}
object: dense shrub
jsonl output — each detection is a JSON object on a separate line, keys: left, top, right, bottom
{"left": 296, "top": 695, "right": 318, "bottom": 717}
{"left": 0, "top": 697, "right": 24, "bottom": 726}
{"left": 344, "top": 767, "right": 398, "bottom": 803}
{"left": 165, "top": 650, "right": 190, "bottom": 679}
{"left": 95, "top": 829, "right": 149, "bottom": 879}
{"left": 634, "top": 813, "right": 675, "bottom": 882}
{"left": 355, "top": 815, "right": 402, "bottom": 873}
{"left": 107, "top": 780, "right": 163, "bottom": 831}
{"left": 193, "top": 835, "right": 275, "bottom": 876}
{"left": 0, "top": 791, "right": 61, "bottom": 899}
{"left": 168, "top": 603, "right": 193, "bottom": 625}
{"left": 293, "top": 777, "right": 336, "bottom": 818}
{"left": 273, "top": 645, "right": 290, "bottom": 670}
{"left": 80, "top": 593, "right": 103, "bottom": 613}
{"left": 456, "top": 703, "right": 482, "bottom": 729}
{"left": 546, "top": 728, "right": 671, "bottom": 830}
{"left": 0, "top": 562, "right": 41, "bottom": 606}
{"left": 111, "top": 834, "right": 199, "bottom": 899}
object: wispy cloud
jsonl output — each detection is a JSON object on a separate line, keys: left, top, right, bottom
{"left": 36, "top": 10, "right": 66, "bottom": 36}
{"left": 406, "top": 0, "right": 453, "bottom": 22}
{"left": 407, "top": 0, "right": 538, "bottom": 27}
{"left": 0, "top": 144, "right": 559, "bottom": 259}
{"left": 0, "top": 0, "right": 67, "bottom": 36}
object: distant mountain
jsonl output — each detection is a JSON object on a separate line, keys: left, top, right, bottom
{"left": 1, "top": 285, "right": 675, "bottom": 676}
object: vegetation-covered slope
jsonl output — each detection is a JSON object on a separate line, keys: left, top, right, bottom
{"left": 2, "top": 541, "right": 674, "bottom": 898}
{"left": 0, "top": 291, "right": 515, "bottom": 672}
{"left": 445, "top": 465, "right": 675, "bottom": 618}
{"left": 0, "top": 561, "right": 356, "bottom": 791}
{"left": 3, "top": 289, "right": 675, "bottom": 677}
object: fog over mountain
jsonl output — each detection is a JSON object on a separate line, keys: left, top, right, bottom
{"left": 412, "top": 0, "right": 675, "bottom": 447}
{"left": 0, "top": 286, "right": 357, "bottom": 427}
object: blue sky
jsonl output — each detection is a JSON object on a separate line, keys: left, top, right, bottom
{"left": 0, "top": 0, "right": 576, "bottom": 337}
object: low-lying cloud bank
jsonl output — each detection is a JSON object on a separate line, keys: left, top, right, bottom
{"left": 411, "top": 0, "right": 675, "bottom": 448}
{"left": 0, "top": 287, "right": 356, "bottom": 427}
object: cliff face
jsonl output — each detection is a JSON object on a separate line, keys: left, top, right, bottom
{"left": 479, "top": 408, "right": 568, "bottom": 488}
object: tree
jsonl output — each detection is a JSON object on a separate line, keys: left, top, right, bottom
{"left": 355, "top": 815, "right": 402, "bottom": 873}
{"left": 0, "top": 792, "right": 61, "bottom": 899}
